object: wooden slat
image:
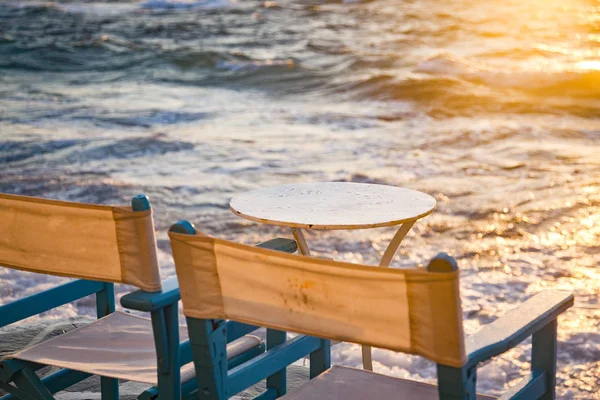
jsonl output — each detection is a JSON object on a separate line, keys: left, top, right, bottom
{"left": 228, "top": 335, "right": 322, "bottom": 396}
{"left": 497, "top": 370, "right": 546, "bottom": 400}
{"left": 0, "top": 279, "right": 104, "bottom": 327}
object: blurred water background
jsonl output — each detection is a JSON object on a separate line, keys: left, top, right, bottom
{"left": 0, "top": 0, "right": 599, "bottom": 397}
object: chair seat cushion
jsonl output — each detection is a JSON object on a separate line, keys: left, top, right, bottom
{"left": 280, "top": 366, "right": 496, "bottom": 400}
{"left": 9, "top": 311, "right": 261, "bottom": 385}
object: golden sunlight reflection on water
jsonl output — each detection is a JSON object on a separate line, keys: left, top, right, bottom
{"left": 0, "top": 0, "right": 599, "bottom": 396}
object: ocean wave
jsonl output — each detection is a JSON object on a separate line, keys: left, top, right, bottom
{"left": 328, "top": 72, "right": 600, "bottom": 117}
{"left": 0, "top": 137, "right": 195, "bottom": 166}
{"left": 317, "top": 52, "right": 600, "bottom": 115}
{"left": 0, "top": 139, "right": 81, "bottom": 164}
{"left": 1, "top": 0, "right": 599, "bottom": 121}
{"left": 164, "top": 49, "right": 296, "bottom": 72}
{"left": 333, "top": 73, "right": 466, "bottom": 102}
{"left": 77, "top": 110, "right": 213, "bottom": 128}
{"left": 73, "top": 137, "right": 196, "bottom": 161}
{"left": 414, "top": 53, "right": 600, "bottom": 98}
{"left": 0, "top": 167, "right": 128, "bottom": 204}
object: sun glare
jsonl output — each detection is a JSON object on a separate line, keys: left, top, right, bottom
{"left": 576, "top": 60, "right": 600, "bottom": 71}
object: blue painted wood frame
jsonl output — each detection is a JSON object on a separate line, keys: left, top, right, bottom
{"left": 227, "top": 335, "right": 322, "bottom": 396}
{"left": 96, "top": 281, "right": 117, "bottom": 400}
{"left": 138, "top": 338, "right": 265, "bottom": 400}
{"left": 0, "top": 361, "right": 91, "bottom": 400}
{"left": 121, "top": 276, "right": 181, "bottom": 312}
{"left": 169, "top": 220, "right": 330, "bottom": 400}
{"left": 531, "top": 320, "right": 557, "bottom": 400}
{"left": 226, "top": 321, "right": 259, "bottom": 343}
{"left": 428, "top": 253, "right": 572, "bottom": 400}
{"left": 265, "top": 329, "right": 286, "bottom": 397}
{"left": 0, "top": 285, "right": 110, "bottom": 399}
{"left": 0, "top": 280, "right": 105, "bottom": 328}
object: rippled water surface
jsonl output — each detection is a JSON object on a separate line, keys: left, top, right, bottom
{"left": 1, "top": 0, "right": 599, "bottom": 397}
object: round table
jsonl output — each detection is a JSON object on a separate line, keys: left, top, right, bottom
{"left": 230, "top": 182, "right": 436, "bottom": 370}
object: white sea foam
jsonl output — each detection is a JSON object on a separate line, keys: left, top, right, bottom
{"left": 59, "top": 3, "right": 139, "bottom": 15}
{"left": 216, "top": 59, "right": 295, "bottom": 71}
{"left": 140, "top": 0, "right": 233, "bottom": 10}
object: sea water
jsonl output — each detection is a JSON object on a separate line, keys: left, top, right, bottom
{"left": 0, "top": 0, "right": 599, "bottom": 397}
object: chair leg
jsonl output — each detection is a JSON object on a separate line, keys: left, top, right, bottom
{"left": 532, "top": 320, "right": 557, "bottom": 400}
{"left": 12, "top": 368, "right": 54, "bottom": 400}
{"left": 150, "top": 306, "right": 182, "bottom": 400}
{"left": 436, "top": 364, "right": 476, "bottom": 400}
{"left": 95, "top": 283, "right": 115, "bottom": 320}
{"left": 266, "top": 329, "right": 287, "bottom": 397}
{"left": 0, "top": 360, "right": 54, "bottom": 400}
{"left": 187, "top": 319, "right": 227, "bottom": 400}
{"left": 96, "top": 283, "right": 118, "bottom": 400}
{"left": 100, "top": 378, "right": 118, "bottom": 400}
{"left": 309, "top": 339, "right": 330, "bottom": 379}
{"left": 156, "top": 304, "right": 181, "bottom": 400}
{"left": 1, "top": 368, "right": 92, "bottom": 400}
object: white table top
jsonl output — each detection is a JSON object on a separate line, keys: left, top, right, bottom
{"left": 230, "top": 182, "right": 436, "bottom": 230}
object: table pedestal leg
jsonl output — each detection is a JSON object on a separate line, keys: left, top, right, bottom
{"left": 290, "top": 223, "right": 418, "bottom": 372}
{"left": 361, "top": 220, "right": 416, "bottom": 371}
{"left": 291, "top": 227, "right": 311, "bottom": 256}
{"left": 378, "top": 220, "right": 416, "bottom": 268}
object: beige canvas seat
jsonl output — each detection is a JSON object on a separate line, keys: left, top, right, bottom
{"left": 281, "top": 366, "right": 496, "bottom": 400}
{"left": 9, "top": 311, "right": 262, "bottom": 385}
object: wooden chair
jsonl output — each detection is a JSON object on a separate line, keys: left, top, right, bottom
{"left": 0, "top": 194, "right": 288, "bottom": 400}
{"left": 168, "top": 220, "right": 574, "bottom": 400}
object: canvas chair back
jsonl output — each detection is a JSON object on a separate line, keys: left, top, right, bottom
{"left": 170, "top": 229, "right": 467, "bottom": 368}
{"left": 0, "top": 193, "right": 161, "bottom": 292}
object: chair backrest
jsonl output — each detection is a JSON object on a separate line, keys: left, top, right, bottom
{"left": 169, "top": 228, "right": 467, "bottom": 368}
{"left": 0, "top": 193, "right": 162, "bottom": 292}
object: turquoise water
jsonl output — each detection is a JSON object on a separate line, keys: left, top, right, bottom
{"left": 1, "top": 0, "right": 599, "bottom": 397}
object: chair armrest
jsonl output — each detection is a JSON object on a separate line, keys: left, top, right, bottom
{"left": 256, "top": 238, "right": 298, "bottom": 253}
{"left": 465, "top": 290, "right": 573, "bottom": 369}
{"left": 121, "top": 276, "right": 181, "bottom": 312}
